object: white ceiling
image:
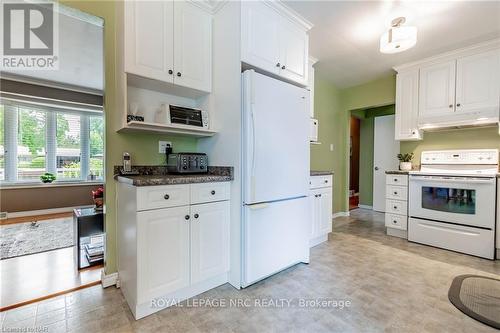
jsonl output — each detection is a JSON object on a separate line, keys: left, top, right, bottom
{"left": 285, "top": 1, "right": 500, "bottom": 88}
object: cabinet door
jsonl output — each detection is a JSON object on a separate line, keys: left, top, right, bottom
{"left": 279, "top": 17, "right": 309, "bottom": 85}
{"left": 318, "top": 188, "right": 333, "bottom": 235}
{"left": 395, "top": 70, "right": 422, "bottom": 141}
{"left": 309, "top": 190, "right": 320, "bottom": 239}
{"left": 124, "top": 1, "right": 174, "bottom": 83}
{"left": 137, "top": 206, "right": 190, "bottom": 303}
{"left": 241, "top": 1, "right": 280, "bottom": 75}
{"left": 173, "top": 1, "right": 212, "bottom": 92}
{"left": 418, "top": 60, "right": 456, "bottom": 120}
{"left": 455, "top": 49, "right": 500, "bottom": 116}
{"left": 190, "top": 201, "right": 229, "bottom": 284}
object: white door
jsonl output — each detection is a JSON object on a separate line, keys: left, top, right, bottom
{"left": 243, "top": 197, "right": 309, "bottom": 287}
{"left": 190, "top": 201, "right": 230, "bottom": 284}
{"left": 278, "top": 17, "right": 308, "bottom": 85}
{"left": 241, "top": 1, "right": 280, "bottom": 75}
{"left": 318, "top": 187, "right": 332, "bottom": 235}
{"left": 242, "top": 71, "right": 309, "bottom": 204}
{"left": 173, "top": 1, "right": 212, "bottom": 92}
{"left": 136, "top": 206, "right": 190, "bottom": 303}
{"left": 455, "top": 49, "right": 500, "bottom": 116}
{"left": 418, "top": 60, "right": 456, "bottom": 120}
{"left": 124, "top": 1, "right": 174, "bottom": 83}
{"left": 373, "top": 115, "right": 400, "bottom": 212}
{"left": 395, "top": 70, "right": 422, "bottom": 140}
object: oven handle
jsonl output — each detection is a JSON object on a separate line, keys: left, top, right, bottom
{"left": 410, "top": 176, "right": 495, "bottom": 185}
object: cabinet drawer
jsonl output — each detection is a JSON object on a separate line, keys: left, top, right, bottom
{"left": 137, "top": 185, "right": 190, "bottom": 211}
{"left": 385, "top": 213, "right": 407, "bottom": 230}
{"left": 385, "top": 199, "right": 408, "bottom": 216}
{"left": 386, "top": 174, "right": 408, "bottom": 186}
{"left": 310, "top": 175, "right": 332, "bottom": 189}
{"left": 190, "top": 182, "right": 230, "bottom": 205}
{"left": 386, "top": 185, "right": 408, "bottom": 201}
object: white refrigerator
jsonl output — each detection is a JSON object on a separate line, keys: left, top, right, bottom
{"left": 241, "top": 70, "right": 310, "bottom": 287}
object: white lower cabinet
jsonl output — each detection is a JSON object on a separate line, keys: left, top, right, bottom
{"left": 117, "top": 181, "right": 230, "bottom": 319}
{"left": 384, "top": 174, "right": 408, "bottom": 239}
{"left": 190, "top": 201, "right": 230, "bottom": 284}
{"left": 309, "top": 175, "right": 333, "bottom": 247}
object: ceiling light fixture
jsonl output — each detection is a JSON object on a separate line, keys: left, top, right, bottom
{"left": 380, "top": 17, "right": 417, "bottom": 54}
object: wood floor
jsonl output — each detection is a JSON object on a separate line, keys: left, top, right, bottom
{"left": 1, "top": 208, "right": 498, "bottom": 332}
{"left": 0, "top": 246, "right": 102, "bottom": 310}
{"left": 0, "top": 212, "right": 73, "bottom": 226}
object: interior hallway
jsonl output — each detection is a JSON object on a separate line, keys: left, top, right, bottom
{"left": 1, "top": 209, "right": 498, "bottom": 332}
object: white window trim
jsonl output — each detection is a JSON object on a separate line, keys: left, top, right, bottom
{"left": 1, "top": 104, "right": 103, "bottom": 185}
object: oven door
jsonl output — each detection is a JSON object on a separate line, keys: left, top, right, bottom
{"left": 409, "top": 175, "right": 496, "bottom": 229}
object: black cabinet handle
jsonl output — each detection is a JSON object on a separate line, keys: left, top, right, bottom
{"left": 449, "top": 104, "right": 453, "bottom": 108}
{"left": 456, "top": 103, "right": 461, "bottom": 107}
{"left": 324, "top": 180, "right": 328, "bottom": 183}
{"left": 393, "top": 220, "right": 397, "bottom": 224}
{"left": 194, "top": 214, "right": 199, "bottom": 219}
{"left": 394, "top": 179, "right": 398, "bottom": 182}
{"left": 276, "top": 62, "right": 280, "bottom": 67}
{"left": 281, "top": 65, "right": 286, "bottom": 70}
{"left": 168, "top": 69, "right": 173, "bottom": 74}
{"left": 393, "top": 192, "right": 398, "bottom": 195}
{"left": 164, "top": 194, "right": 170, "bottom": 200}
{"left": 211, "top": 190, "right": 216, "bottom": 195}
{"left": 177, "top": 72, "right": 182, "bottom": 77}
{"left": 185, "top": 215, "right": 190, "bottom": 220}
{"left": 393, "top": 206, "right": 397, "bottom": 209}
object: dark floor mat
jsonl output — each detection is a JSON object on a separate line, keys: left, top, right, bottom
{"left": 448, "top": 274, "right": 500, "bottom": 329}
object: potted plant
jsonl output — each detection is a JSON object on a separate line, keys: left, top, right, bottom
{"left": 397, "top": 153, "right": 414, "bottom": 171}
{"left": 92, "top": 187, "right": 104, "bottom": 211}
{"left": 40, "top": 172, "right": 56, "bottom": 183}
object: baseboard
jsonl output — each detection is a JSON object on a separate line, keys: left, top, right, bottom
{"left": 6, "top": 205, "right": 94, "bottom": 219}
{"left": 496, "top": 249, "right": 500, "bottom": 260}
{"left": 332, "top": 211, "right": 350, "bottom": 219}
{"left": 357, "top": 205, "right": 373, "bottom": 210}
{"left": 386, "top": 227, "right": 407, "bottom": 239}
{"left": 101, "top": 270, "right": 119, "bottom": 288}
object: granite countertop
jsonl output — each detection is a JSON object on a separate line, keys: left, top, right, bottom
{"left": 115, "top": 166, "right": 233, "bottom": 186}
{"left": 311, "top": 170, "right": 334, "bottom": 176}
{"left": 385, "top": 170, "right": 410, "bottom": 175}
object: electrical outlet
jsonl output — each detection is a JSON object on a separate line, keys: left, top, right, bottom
{"left": 159, "top": 141, "right": 172, "bottom": 153}
{"left": 330, "top": 144, "right": 334, "bottom": 152}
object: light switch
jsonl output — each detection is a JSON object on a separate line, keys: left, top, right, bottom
{"left": 159, "top": 141, "right": 172, "bottom": 153}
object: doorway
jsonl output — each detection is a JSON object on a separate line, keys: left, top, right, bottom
{"left": 349, "top": 117, "right": 360, "bottom": 210}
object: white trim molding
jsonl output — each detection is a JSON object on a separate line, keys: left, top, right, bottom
{"left": 332, "top": 212, "right": 350, "bottom": 219}
{"left": 101, "top": 270, "right": 119, "bottom": 288}
{"left": 357, "top": 205, "right": 373, "bottom": 210}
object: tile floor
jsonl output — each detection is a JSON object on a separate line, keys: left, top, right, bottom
{"left": 1, "top": 209, "right": 498, "bottom": 332}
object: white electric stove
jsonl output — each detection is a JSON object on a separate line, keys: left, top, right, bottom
{"left": 408, "top": 149, "right": 498, "bottom": 259}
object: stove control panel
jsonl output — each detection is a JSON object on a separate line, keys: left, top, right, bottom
{"left": 421, "top": 149, "right": 499, "bottom": 165}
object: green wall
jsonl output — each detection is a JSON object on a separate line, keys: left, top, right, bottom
{"left": 310, "top": 75, "right": 346, "bottom": 213}
{"left": 62, "top": 1, "right": 197, "bottom": 274}
{"left": 401, "top": 127, "right": 500, "bottom": 165}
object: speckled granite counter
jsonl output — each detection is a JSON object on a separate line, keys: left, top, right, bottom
{"left": 385, "top": 170, "right": 410, "bottom": 175}
{"left": 115, "top": 166, "right": 233, "bottom": 186}
{"left": 311, "top": 170, "right": 334, "bottom": 176}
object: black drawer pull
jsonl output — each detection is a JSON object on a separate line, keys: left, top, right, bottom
{"left": 164, "top": 194, "right": 170, "bottom": 200}
{"left": 394, "top": 178, "right": 398, "bottom": 182}
{"left": 393, "top": 192, "right": 398, "bottom": 195}
{"left": 393, "top": 206, "right": 397, "bottom": 209}
{"left": 194, "top": 214, "right": 199, "bottom": 219}
{"left": 211, "top": 190, "right": 216, "bottom": 195}
{"left": 185, "top": 215, "right": 190, "bottom": 220}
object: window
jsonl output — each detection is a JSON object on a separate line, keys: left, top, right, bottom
{"left": 1, "top": 103, "right": 104, "bottom": 183}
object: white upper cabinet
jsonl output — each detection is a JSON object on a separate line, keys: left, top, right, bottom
{"left": 455, "top": 49, "right": 500, "bottom": 117}
{"left": 241, "top": 1, "right": 281, "bottom": 74}
{"left": 395, "top": 70, "right": 422, "bottom": 141}
{"left": 418, "top": 60, "right": 456, "bottom": 121}
{"left": 278, "top": 17, "right": 309, "bottom": 84}
{"left": 241, "top": 1, "right": 311, "bottom": 86}
{"left": 124, "top": 1, "right": 212, "bottom": 93}
{"left": 124, "top": 1, "right": 174, "bottom": 83}
{"left": 395, "top": 40, "right": 500, "bottom": 133}
{"left": 174, "top": 2, "right": 212, "bottom": 92}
